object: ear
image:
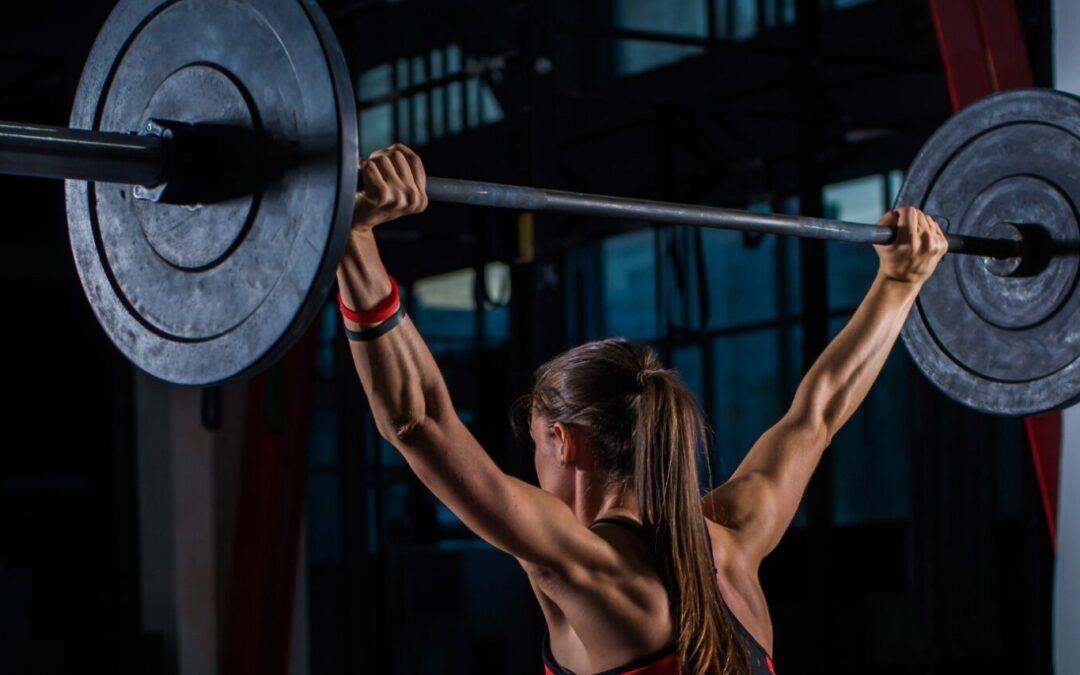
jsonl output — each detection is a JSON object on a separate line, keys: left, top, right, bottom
{"left": 551, "top": 422, "right": 578, "bottom": 467}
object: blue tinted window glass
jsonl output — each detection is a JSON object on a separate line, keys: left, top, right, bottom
{"left": 613, "top": 0, "right": 707, "bottom": 76}
{"left": 602, "top": 230, "right": 658, "bottom": 340}
{"left": 357, "top": 64, "right": 393, "bottom": 103}
{"left": 446, "top": 44, "right": 462, "bottom": 74}
{"left": 672, "top": 345, "right": 705, "bottom": 405}
{"left": 711, "top": 329, "right": 783, "bottom": 479}
{"left": 565, "top": 244, "right": 605, "bottom": 342}
{"left": 780, "top": 0, "right": 796, "bottom": 25}
{"left": 430, "top": 49, "right": 444, "bottom": 79}
{"left": 379, "top": 436, "right": 405, "bottom": 468}
{"left": 431, "top": 87, "right": 446, "bottom": 139}
{"left": 412, "top": 93, "right": 429, "bottom": 146}
{"left": 824, "top": 175, "right": 886, "bottom": 310}
{"left": 484, "top": 262, "right": 511, "bottom": 346}
{"left": 447, "top": 81, "right": 464, "bottom": 134}
{"left": 700, "top": 229, "right": 780, "bottom": 328}
{"left": 732, "top": 0, "right": 758, "bottom": 40}
{"left": 615, "top": 40, "right": 706, "bottom": 78}
{"left": 411, "top": 269, "right": 478, "bottom": 346}
{"left": 360, "top": 104, "right": 393, "bottom": 154}
{"left": 396, "top": 99, "right": 410, "bottom": 144}
{"left": 411, "top": 55, "right": 426, "bottom": 85}
{"left": 830, "top": 0, "right": 874, "bottom": 9}
{"left": 466, "top": 78, "right": 481, "bottom": 128}
{"left": 829, "top": 317, "right": 911, "bottom": 523}
{"left": 887, "top": 169, "right": 904, "bottom": 205}
{"left": 480, "top": 85, "right": 505, "bottom": 125}
{"left": 485, "top": 306, "right": 510, "bottom": 346}
{"left": 435, "top": 502, "right": 464, "bottom": 529}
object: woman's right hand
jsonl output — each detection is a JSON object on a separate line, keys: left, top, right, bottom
{"left": 873, "top": 206, "right": 948, "bottom": 285}
{"left": 353, "top": 144, "right": 429, "bottom": 231}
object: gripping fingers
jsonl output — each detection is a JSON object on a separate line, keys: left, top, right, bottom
{"left": 354, "top": 145, "right": 430, "bottom": 228}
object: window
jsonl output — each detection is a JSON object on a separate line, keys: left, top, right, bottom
{"left": 357, "top": 44, "right": 505, "bottom": 153}
{"left": 613, "top": 0, "right": 708, "bottom": 76}
{"left": 823, "top": 0, "right": 876, "bottom": 10}
{"left": 564, "top": 214, "right": 803, "bottom": 486}
{"left": 411, "top": 262, "right": 512, "bottom": 351}
{"left": 611, "top": 1, "right": 800, "bottom": 77}
{"left": 823, "top": 170, "right": 910, "bottom": 524}
{"left": 566, "top": 229, "right": 659, "bottom": 342}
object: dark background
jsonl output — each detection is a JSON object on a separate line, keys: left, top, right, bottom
{"left": 0, "top": 0, "right": 1057, "bottom": 673}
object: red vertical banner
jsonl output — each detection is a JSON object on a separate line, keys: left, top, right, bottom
{"left": 928, "top": 0, "right": 996, "bottom": 110}
{"left": 928, "top": 0, "right": 1058, "bottom": 548}
{"left": 1025, "top": 412, "right": 1062, "bottom": 544}
{"left": 973, "top": 0, "right": 1035, "bottom": 90}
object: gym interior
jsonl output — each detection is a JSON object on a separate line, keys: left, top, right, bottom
{"left": 0, "top": 0, "right": 1075, "bottom": 673}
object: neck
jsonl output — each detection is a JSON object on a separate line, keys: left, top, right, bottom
{"left": 569, "top": 471, "right": 639, "bottom": 525}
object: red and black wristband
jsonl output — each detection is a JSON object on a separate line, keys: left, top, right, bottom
{"left": 339, "top": 275, "right": 406, "bottom": 342}
{"left": 342, "top": 303, "right": 406, "bottom": 342}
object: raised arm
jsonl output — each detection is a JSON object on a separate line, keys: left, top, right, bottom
{"left": 337, "top": 145, "right": 609, "bottom": 573}
{"left": 703, "top": 207, "right": 947, "bottom": 562}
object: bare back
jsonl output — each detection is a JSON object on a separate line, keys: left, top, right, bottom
{"left": 526, "top": 516, "right": 773, "bottom": 673}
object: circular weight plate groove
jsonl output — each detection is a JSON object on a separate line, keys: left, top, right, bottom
{"left": 135, "top": 64, "right": 262, "bottom": 273}
{"left": 65, "top": 0, "right": 357, "bottom": 385}
{"left": 898, "top": 89, "right": 1080, "bottom": 415}
{"left": 919, "top": 124, "right": 1080, "bottom": 381}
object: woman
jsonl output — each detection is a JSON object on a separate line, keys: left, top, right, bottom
{"left": 336, "top": 145, "right": 947, "bottom": 674}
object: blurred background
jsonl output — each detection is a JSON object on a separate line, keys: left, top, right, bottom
{"left": 0, "top": 0, "right": 1064, "bottom": 673}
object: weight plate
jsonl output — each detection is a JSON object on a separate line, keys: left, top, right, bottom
{"left": 66, "top": 0, "right": 357, "bottom": 385}
{"left": 898, "top": 89, "right": 1080, "bottom": 416}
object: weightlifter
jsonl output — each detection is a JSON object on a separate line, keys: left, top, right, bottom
{"left": 335, "top": 144, "right": 947, "bottom": 675}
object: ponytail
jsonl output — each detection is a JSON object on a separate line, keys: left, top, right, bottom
{"left": 634, "top": 369, "right": 749, "bottom": 675}
{"left": 518, "top": 339, "right": 750, "bottom": 674}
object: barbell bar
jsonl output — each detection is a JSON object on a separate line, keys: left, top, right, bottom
{"left": 1, "top": 0, "right": 1078, "bottom": 417}
{"left": 0, "top": 119, "right": 1024, "bottom": 260}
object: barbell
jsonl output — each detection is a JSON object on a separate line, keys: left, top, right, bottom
{"left": 0, "top": 0, "right": 1078, "bottom": 416}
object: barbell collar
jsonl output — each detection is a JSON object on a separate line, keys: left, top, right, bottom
{"left": 0, "top": 121, "right": 165, "bottom": 187}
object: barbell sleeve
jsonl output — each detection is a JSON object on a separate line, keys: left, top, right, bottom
{"left": 0, "top": 121, "right": 165, "bottom": 187}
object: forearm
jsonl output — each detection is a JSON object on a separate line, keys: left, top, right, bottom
{"left": 337, "top": 230, "right": 454, "bottom": 440}
{"left": 793, "top": 271, "right": 920, "bottom": 439}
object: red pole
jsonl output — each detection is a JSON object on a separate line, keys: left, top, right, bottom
{"left": 928, "top": 0, "right": 1058, "bottom": 549}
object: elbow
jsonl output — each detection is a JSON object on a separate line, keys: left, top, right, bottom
{"left": 372, "top": 387, "right": 431, "bottom": 446}
{"left": 381, "top": 412, "right": 429, "bottom": 445}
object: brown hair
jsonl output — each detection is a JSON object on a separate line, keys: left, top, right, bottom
{"left": 513, "top": 338, "right": 749, "bottom": 675}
